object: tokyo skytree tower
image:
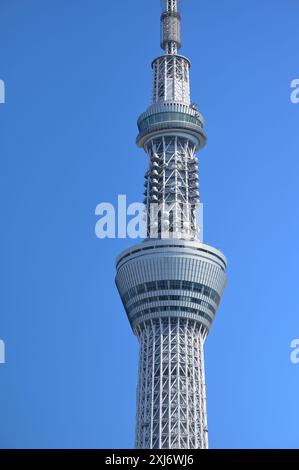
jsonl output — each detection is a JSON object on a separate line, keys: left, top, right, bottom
{"left": 116, "top": 0, "right": 227, "bottom": 449}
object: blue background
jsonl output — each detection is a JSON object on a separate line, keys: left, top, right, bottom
{"left": 0, "top": 0, "right": 298, "bottom": 448}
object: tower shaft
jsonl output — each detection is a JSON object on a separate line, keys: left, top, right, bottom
{"left": 135, "top": 318, "right": 208, "bottom": 449}
{"left": 115, "top": 1, "right": 227, "bottom": 450}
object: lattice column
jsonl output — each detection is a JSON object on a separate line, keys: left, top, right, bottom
{"left": 144, "top": 136, "right": 199, "bottom": 239}
{"left": 135, "top": 318, "right": 208, "bottom": 449}
{"left": 152, "top": 56, "right": 190, "bottom": 104}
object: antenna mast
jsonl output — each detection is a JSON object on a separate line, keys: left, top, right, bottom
{"left": 160, "top": 0, "right": 181, "bottom": 54}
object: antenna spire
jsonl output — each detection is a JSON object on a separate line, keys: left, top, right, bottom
{"left": 160, "top": 0, "right": 181, "bottom": 54}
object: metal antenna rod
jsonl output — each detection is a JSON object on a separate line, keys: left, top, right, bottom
{"left": 160, "top": 0, "right": 181, "bottom": 54}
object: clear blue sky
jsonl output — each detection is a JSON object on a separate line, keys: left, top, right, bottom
{"left": 0, "top": 0, "right": 298, "bottom": 449}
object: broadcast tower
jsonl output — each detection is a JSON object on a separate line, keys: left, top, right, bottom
{"left": 116, "top": 0, "right": 227, "bottom": 449}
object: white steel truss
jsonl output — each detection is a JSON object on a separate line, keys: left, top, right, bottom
{"left": 144, "top": 135, "right": 199, "bottom": 239}
{"left": 163, "top": 0, "right": 178, "bottom": 12}
{"left": 135, "top": 317, "right": 208, "bottom": 449}
{"left": 152, "top": 56, "right": 190, "bottom": 104}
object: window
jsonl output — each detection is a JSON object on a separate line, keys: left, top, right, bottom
{"left": 157, "top": 280, "right": 168, "bottom": 290}
{"left": 182, "top": 280, "right": 190, "bottom": 290}
{"left": 137, "top": 284, "right": 146, "bottom": 294}
{"left": 138, "top": 112, "right": 201, "bottom": 133}
{"left": 123, "top": 280, "right": 220, "bottom": 310}
{"left": 169, "top": 280, "right": 181, "bottom": 289}
{"left": 146, "top": 281, "right": 156, "bottom": 291}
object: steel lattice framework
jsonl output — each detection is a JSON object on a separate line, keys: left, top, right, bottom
{"left": 144, "top": 136, "right": 198, "bottom": 239}
{"left": 135, "top": 318, "right": 208, "bottom": 449}
{"left": 116, "top": 0, "right": 227, "bottom": 449}
{"left": 152, "top": 56, "right": 190, "bottom": 103}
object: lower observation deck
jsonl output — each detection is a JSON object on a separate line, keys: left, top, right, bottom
{"left": 116, "top": 239, "right": 227, "bottom": 334}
